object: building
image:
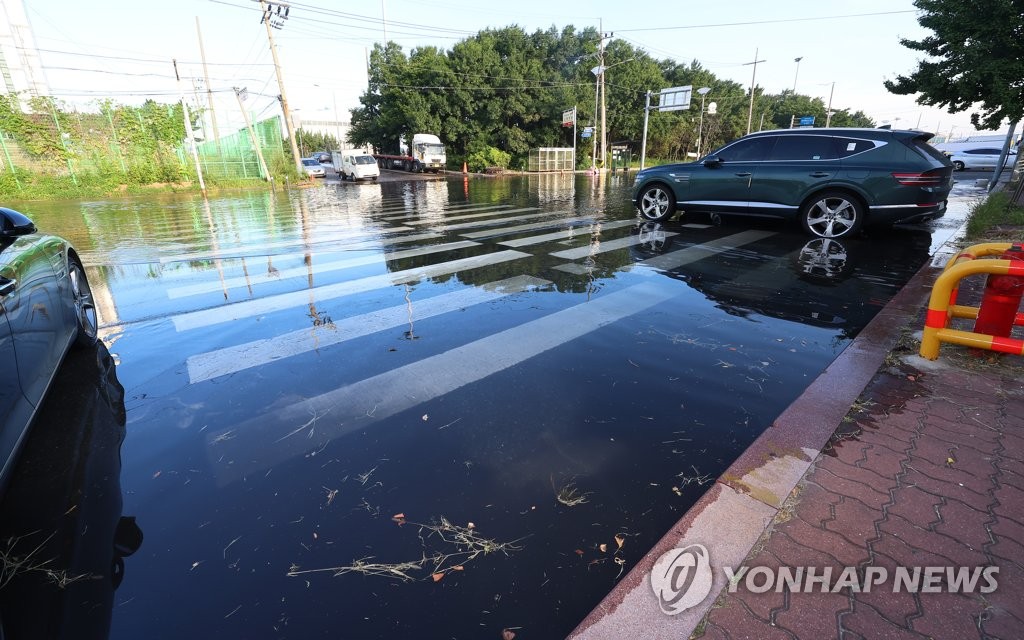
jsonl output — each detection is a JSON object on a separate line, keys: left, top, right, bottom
{"left": 0, "top": 0, "right": 50, "bottom": 110}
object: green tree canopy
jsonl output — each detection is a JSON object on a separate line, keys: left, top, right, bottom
{"left": 884, "top": 0, "right": 1024, "bottom": 130}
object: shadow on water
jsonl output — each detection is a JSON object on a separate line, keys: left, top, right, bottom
{"left": 2, "top": 175, "right": 945, "bottom": 638}
{"left": 0, "top": 342, "right": 141, "bottom": 640}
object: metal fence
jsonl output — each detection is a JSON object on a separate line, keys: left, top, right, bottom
{"left": 528, "top": 147, "right": 574, "bottom": 172}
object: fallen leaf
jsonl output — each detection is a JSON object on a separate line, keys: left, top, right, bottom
{"left": 422, "top": 414, "right": 429, "bottom": 421}
{"left": 614, "top": 533, "right": 626, "bottom": 550}
{"left": 392, "top": 513, "right": 406, "bottom": 520}
{"left": 946, "top": 456, "right": 956, "bottom": 466}
{"left": 313, "top": 532, "right": 318, "bottom": 539}
{"left": 599, "top": 543, "right": 608, "bottom": 553}
{"left": 152, "top": 471, "right": 162, "bottom": 479}
{"left": 501, "top": 629, "right": 516, "bottom": 640}
{"left": 907, "top": 375, "right": 917, "bottom": 381}
{"left": 574, "top": 549, "right": 585, "bottom": 556}
{"left": 467, "top": 522, "right": 475, "bottom": 530}
{"left": 432, "top": 572, "right": 444, "bottom": 582}
{"left": 452, "top": 565, "right": 465, "bottom": 571}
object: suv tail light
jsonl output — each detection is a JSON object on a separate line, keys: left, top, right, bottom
{"left": 892, "top": 169, "right": 946, "bottom": 186}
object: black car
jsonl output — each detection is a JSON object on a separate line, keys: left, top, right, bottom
{"left": 631, "top": 128, "right": 954, "bottom": 238}
{"left": 1, "top": 207, "right": 97, "bottom": 493}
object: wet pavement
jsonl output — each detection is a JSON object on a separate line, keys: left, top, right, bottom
{"left": 0, "top": 174, "right": 987, "bottom": 638}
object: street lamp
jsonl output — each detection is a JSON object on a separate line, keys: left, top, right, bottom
{"left": 792, "top": 57, "right": 803, "bottom": 93}
{"left": 696, "top": 87, "right": 711, "bottom": 158}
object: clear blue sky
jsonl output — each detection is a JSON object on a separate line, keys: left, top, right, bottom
{"left": 24, "top": 0, "right": 1004, "bottom": 141}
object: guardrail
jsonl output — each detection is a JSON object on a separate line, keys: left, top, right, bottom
{"left": 920, "top": 242, "right": 1024, "bottom": 359}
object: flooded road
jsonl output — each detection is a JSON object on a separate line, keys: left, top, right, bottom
{"left": 0, "top": 174, "right": 983, "bottom": 638}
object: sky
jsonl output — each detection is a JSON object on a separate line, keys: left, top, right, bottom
{"left": 22, "top": 0, "right": 1012, "bottom": 142}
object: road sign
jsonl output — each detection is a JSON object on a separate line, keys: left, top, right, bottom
{"left": 799, "top": 115, "right": 815, "bottom": 126}
{"left": 562, "top": 108, "right": 576, "bottom": 127}
{"left": 581, "top": 131, "right": 592, "bottom": 139}
{"left": 658, "top": 86, "right": 692, "bottom": 112}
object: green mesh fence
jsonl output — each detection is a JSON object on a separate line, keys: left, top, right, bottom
{"left": 193, "top": 116, "right": 286, "bottom": 181}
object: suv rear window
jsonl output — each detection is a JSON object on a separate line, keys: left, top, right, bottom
{"left": 834, "top": 137, "right": 879, "bottom": 158}
{"left": 906, "top": 136, "right": 949, "bottom": 163}
{"left": 767, "top": 136, "right": 838, "bottom": 160}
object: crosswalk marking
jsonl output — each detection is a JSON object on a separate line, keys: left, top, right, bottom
{"left": 427, "top": 210, "right": 574, "bottom": 232}
{"left": 405, "top": 207, "right": 540, "bottom": 225}
{"left": 379, "top": 204, "right": 511, "bottom": 221}
{"left": 158, "top": 226, "right": 417, "bottom": 264}
{"left": 166, "top": 240, "right": 480, "bottom": 299}
{"left": 548, "top": 231, "right": 679, "bottom": 260}
{"left": 497, "top": 220, "right": 636, "bottom": 247}
{"left": 206, "top": 281, "right": 680, "bottom": 484}
{"left": 186, "top": 275, "right": 552, "bottom": 383}
{"left": 171, "top": 249, "right": 532, "bottom": 331}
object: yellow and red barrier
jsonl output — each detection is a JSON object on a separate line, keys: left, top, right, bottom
{"left": 920, "top": 242, "right": 1024, "bottom": 359}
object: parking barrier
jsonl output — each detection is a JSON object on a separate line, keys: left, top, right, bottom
{"left": 920, "top": 242, "right": 1024, "bottom": 359}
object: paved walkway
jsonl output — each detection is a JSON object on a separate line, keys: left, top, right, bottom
{"left": 700, "top": 342, "right": 1024, "bottom": 637}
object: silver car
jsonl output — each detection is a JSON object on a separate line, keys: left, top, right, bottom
{"left": 301, "top": 158, "right": 326, "bottom": 178}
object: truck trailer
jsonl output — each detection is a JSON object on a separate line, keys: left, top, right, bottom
{"left": 373, "top": 133, "right": 447, "bottom": 173}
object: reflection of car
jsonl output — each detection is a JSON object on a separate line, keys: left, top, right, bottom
{"left": 301, "top": 158, "right": 326, "bottom": 178}
{"left": 946, "top": 148, "right": 1017, "bottom": 171}
{"left": 1, "top": 207, "right": 98, "bottom": 492}
{"left": 340, "top": 153, "right": 381, "bottom": 182}
{"left": 631, "top": 128, "right": 954, "bottom": 239}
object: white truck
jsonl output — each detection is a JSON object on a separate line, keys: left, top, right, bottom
{"left": 374, "top": 133, "right": 447, "bottom": 173}
{"left": 332, "top": 150, "right": 380, "bottom": 182}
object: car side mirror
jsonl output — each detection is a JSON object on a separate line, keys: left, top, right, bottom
{"left": 0, "top": 207, "right": 37, "bottom": 238}
{"left": 703, "top": 156, "right": 723, "bottom": 167}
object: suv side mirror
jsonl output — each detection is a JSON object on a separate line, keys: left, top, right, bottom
{"left": 0, "top": 207, "right": 37, "bottom": 238}
{"left": 703, "top": 156, "right": 723, "bottom": 167}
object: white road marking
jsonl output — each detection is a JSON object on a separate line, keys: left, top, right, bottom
{"left": 379, "top": 204, "right": 511, "bottom": 221}
{"left": 171, "top": 249, "right": 532, "bottom": 331}
{"left": 497, "top": 219, "right": 637, "bottom": 247}
{"left": 425, "top": 210, "right": 574, "bottom": 232}
{"left": 166, "top": 240, "right": 480, "bottom": 299}
{"left": 405, "top": 207, "right": 540, "bottom": 225}
{"left": 159, "top": 226, "right": 417, "bottom": 264}
{"left": 207, "top": 281, "right": 679, "bottom": 484}
{"left": 548, "top": 231, "right": 679, "bottom": 260}
{"left": 186, "top": 275, "right": 552, "bottom": 383}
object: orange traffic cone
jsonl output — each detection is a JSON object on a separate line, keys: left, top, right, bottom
{"left": 462, "top": 162, "right": 468, "bottom": 174}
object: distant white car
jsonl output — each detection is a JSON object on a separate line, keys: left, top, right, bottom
{"left": 946, "top": 147, "right": 1017, "bottom": 171}
{"left": 301, "top": 158, "right": 326, "bottom": 178}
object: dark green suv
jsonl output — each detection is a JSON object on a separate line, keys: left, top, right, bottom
{"left": 631, "top": 128, "right": 954, "bottom": 238}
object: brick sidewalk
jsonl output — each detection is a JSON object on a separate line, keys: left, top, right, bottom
{"left": 699, "top": 355, "right": 1024, "bottom": 638}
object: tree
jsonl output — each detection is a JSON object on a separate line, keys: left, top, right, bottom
{"left": 884, "top": 0, "right": 1024, "bottom": 130}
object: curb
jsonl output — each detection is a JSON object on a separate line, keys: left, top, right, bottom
{"left": 569, "top": 247, "right": 947, "bottom": 639}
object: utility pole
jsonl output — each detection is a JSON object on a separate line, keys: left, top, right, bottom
{"left": 825, "top": 81, "right": 835, "bottom": 127}
{"left": 196, "top": 17, "right": 220, "bottom": 147}
{"left": 174, "top": 58, "right": 207, "bottom": 197}
{"left": 792, "top": 57, "right": 803, "bottom": 93}
{"left": 259, "top": 0, "right": 303, "bottom": 174}
{"left": 600, "top": 22, "right": 607, "bottom": 171}
{"left": 744, "top": 48, "right": 766, "bottom": 135}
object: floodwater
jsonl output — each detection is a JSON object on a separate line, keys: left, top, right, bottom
{"left": 0, "top": 174, "right": 976, "bottom": 639}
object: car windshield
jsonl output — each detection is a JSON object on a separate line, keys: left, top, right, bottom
{"left": 354, "top": 156, "right": 376, "bottom": 165}
{"left": 302, "top": 159, "right": 318, "bottom": 166}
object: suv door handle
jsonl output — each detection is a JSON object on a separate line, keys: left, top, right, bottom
{"left": 809, "top": 172, "right": 831, "bottom": 178}
{"left": 734, "top": 172, "right": 752, "bottom": 177}
{"left": 0, "top": 278, "right": 15, "bottom": 297}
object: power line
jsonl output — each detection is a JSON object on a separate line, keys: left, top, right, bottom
{"left": 614, "top": 10, "right": 916, "bottom": 33}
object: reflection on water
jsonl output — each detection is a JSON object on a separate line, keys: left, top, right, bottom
{"left": 0, "top": 342, "right": 140, "bottom": 640}
{"left": 2, "top": 177, "right": 947, "bottom": 639}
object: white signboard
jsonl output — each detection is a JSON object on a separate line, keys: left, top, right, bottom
{"left": 562, "top": 109, "right": 576, "bottom": 126}
{"left": 658, "top": 86, "right": 693, "bottom": 112}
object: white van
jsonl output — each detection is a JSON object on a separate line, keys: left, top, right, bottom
{"left": 337, "top": 153, "right": 380, "bottom": 182}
